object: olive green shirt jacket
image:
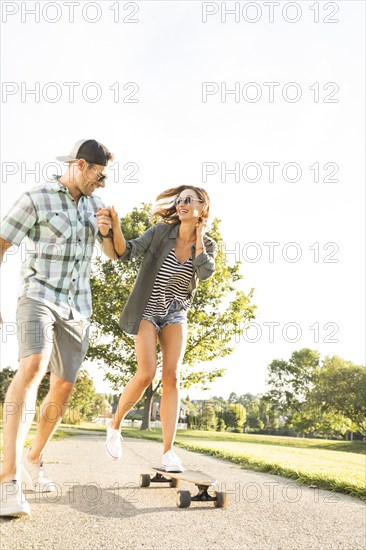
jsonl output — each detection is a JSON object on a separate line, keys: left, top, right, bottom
{"left": 118, "top": 222, "right": 217, "bottom": 334}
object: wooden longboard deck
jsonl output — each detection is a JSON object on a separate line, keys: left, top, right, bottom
{"left": 152, "top": 466, "right": 216, "bottom": 486}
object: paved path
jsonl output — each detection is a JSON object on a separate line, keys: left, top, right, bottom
{"left": 1, "top": 433, "right": 365, "bottom": 549}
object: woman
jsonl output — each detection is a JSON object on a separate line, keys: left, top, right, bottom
{"left": 104, "top": 185, "right": 216, "bottom": 472}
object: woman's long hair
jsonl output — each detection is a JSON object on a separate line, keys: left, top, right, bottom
{"left": 153, "top": 185, "right": 211, "bottom": 225}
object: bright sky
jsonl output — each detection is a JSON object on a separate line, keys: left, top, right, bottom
{"left": 1, "top": 1, "right": 365, "bottom": 400}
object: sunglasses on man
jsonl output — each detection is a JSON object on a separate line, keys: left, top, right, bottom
{"left": 174, "top": 196, "right": 204, "bottom": 207}
{"left": 92, "top": 166, "right": 108, "bottom": 182}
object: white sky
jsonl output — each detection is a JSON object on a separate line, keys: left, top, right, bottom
{"left": 0, "top": 1, "right": 365, "bottom": 399}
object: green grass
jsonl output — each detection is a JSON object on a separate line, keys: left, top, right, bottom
{"left": 0, "top": 423, "right": 69, "bottom": 456}
{"left": 59, "top": 422, "right": 106, "bottom": 432}
{"left": 120, "top": 427, "right": 366, "bottom": 501}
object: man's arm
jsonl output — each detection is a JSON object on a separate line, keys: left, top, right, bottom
{"left": 99, "top": 230, "right": 126, "bottom": 260}
{"left": 97, "top": 206, "right": 126, "bottom": 260}
{"left": 0, "top": 236, "right": 12, "bottom": 262}
{"left": 0, "top": 236, "right": 14, "bottom": 324}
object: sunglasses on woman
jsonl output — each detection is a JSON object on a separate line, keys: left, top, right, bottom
{"left": 174, "top": 196, "right": 204, "bottom": 206}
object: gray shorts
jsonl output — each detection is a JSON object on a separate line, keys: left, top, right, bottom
{"left": 16, "top": 296, "right": 90, "bottom": 383}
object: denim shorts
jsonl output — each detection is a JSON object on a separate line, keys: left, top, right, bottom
{"left": 141, "top": 300, "right": 187, "bottom": 333}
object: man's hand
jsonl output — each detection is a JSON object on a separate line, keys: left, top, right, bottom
{"left": 97, "top": 207, "right": 113, "bottom": 236}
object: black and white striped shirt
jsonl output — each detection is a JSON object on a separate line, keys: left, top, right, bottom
{"left": 143, "top": 248, "right": 194, "bottom": 317}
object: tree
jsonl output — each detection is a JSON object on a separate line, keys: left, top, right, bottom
{"left": 290, "top": 403, "right": 353, "bottom": 438}
{"left": 88, "top": 205, "right": 257, "bottom": 429}
{"left": 238, "top": 393, "right": 256, "bottom": 408}
{"left": 64, "top": 369, "right": 103, "bottom": 424}
{"left": 265, "top": 348, "right": 321, "bottom": 418}
{"left": 0, "top": 367, "right": 16, "bottom": 402}
{"left": 222, "top": 403, "right": 246, "bottom": 432}
{"left": 0, "top": 367, "right": 101, "bottom": 425}
{"left": 313, "top": 356, "right": 366, "bottom": 436}
{"left": 265, "top": 350, "right": 366, "bottom": 438}
{"left": 216, "top": 417, "right": 226, "bottom": 431}
{"left": 1, "top": 367, "right": 50, "bottom": 405}
{"left": 200, "top": 402, "right": 217, "bottom": 430}
{"left": 228, "top": 392, "right": 239, "bottom": 404}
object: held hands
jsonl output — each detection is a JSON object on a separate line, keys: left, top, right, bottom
{"left": 97, "top": 206, "right": 119, "bottom": 236}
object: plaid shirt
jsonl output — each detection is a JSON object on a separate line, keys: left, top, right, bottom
{"left": 0, "top": 177, "right": 104, "bottom": 319}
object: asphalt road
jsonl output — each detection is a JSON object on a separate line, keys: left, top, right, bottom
{"left": 1, "top": 432, "right": 365, "bottom": 550}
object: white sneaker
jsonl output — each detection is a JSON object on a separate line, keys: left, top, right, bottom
{"left": 105, "top": 426, "right": 123, "bottom": 460}
{"left": 161, "top": 450, "right": 184, "bottom": 472}
{"left": 0, "top": 480, "right": 30, "bottom": 517}
{"left": 22, "top": 451, "right": 57, "bottom": 493}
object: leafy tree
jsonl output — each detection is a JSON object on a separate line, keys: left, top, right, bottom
{"left": 238, "top": 393, "right": 256, "bottom": 408}
{"left": 181, "top": 397, "right": 200, "bottom": 417}
{"left": 200, "top": 402, "right": 217, "bottom": 430}
{"left": 37, "top": 373, "right": 51, "bottom": 403}
{"left": 265, "top": 348, "right": 321, "bottom": 417}
{"left": 313, "top": 356, "right": 366, "bottom": 436}
{"left": 223, "top": 403, "right": 246, "bottom": 432}
{"left": 1, "top": 367, "right": 101, "bottom": 425}
{"left": 64, "top": 369, "right": 103, "bottom": 424}
{"left": 216, "top": 417, "right": 226, "bottom": 431}
{"left": 228, "top": 392, "right": 239, "bottom": 404}
{"left": 0, "top": 367, "right": 16, "bottom": 402}
{"left": 1, "top": 367, "right": 50, "bottom": 405}
{"left": 88, "top": 205, "right": 257, "bottom": 429}
{"left": 246, "top": 409, "right": 263, "bottom": 430}
{"left": 265, "top": 350, "right": 365, "bottom": 438}
{"left": 290, "top": 402, "right": 353, "bottom": 438}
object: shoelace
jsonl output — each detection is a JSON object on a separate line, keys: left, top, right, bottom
{"left": 37, "top": 461, "right": 48, "bottom": 480}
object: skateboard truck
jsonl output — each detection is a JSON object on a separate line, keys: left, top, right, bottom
{"left": 191, "top": 485, "right": 215, "bottom": 502}
{"left": 150, "top": 472, "right": 177, "bottom": 484}
{"left": 139, "top": 467, "right": 227, "bottom": 508}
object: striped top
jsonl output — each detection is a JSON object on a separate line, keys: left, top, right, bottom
{"left": 143, "top": 248, "right": 194, "bottom": 316}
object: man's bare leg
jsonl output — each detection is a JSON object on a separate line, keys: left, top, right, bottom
{"left": 28, "top": 373, "right": 74, "bottom": 462}
{"left": 0, "top": 354, "right": 50, "bottom": 483}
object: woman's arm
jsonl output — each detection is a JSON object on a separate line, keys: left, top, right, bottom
{"left": 109, "top": 207, "right": 157, "bottom": 262}
{"left": 97, "top": 206, "right": 125, "bottom": 259}
{"left": 193, "top": 220, "right": 217, "bottom": 280}
{"left": 110, "top": 206, "right": 127, "bottom": 257}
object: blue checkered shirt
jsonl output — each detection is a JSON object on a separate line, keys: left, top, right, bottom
{"left": 0, "top": 177, "right": 104, "bottom": 319}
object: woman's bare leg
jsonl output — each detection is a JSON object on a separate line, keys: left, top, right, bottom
{"left": 111, "top": 321, "right": 157, "bottom": 429}
{"left": 158, "top": 323, "right": 187, "bottom": 454}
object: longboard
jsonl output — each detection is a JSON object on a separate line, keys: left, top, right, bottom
{"left": 139, "top": 465, "right": 227, "bottom": 508}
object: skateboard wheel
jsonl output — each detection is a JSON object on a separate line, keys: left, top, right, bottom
{"left": 139, "top": 474, "right": 151, "bottom": 488}
{"left": 214, "top": 491, "right": 227, "bottom": 508}
{"left": 177, "top": 490, "right": 191, "bottom": 508}
{"left": 169, "top": 478, "right": 180, "bottom": 488}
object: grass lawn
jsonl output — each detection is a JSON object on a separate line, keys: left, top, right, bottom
{"left": 118, "top": 427, "right": 366, "bottom": 501}
{"left": 0, "top": 423, "right": 69, "bottom": 457}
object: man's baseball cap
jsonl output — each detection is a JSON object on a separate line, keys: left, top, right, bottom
{"left": 56, "top": 139, "right": 113, "bottom": 166}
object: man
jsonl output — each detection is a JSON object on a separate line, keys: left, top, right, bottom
{"left": 0, "top": 139, "right": 118, "bottom": 517}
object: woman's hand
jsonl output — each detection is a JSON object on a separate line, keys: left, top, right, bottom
{"left": 109, "top": 205, "right": 120, "bottom": 229}
{"left": 195, "top": 217, "right": 207, "bottom": 239}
